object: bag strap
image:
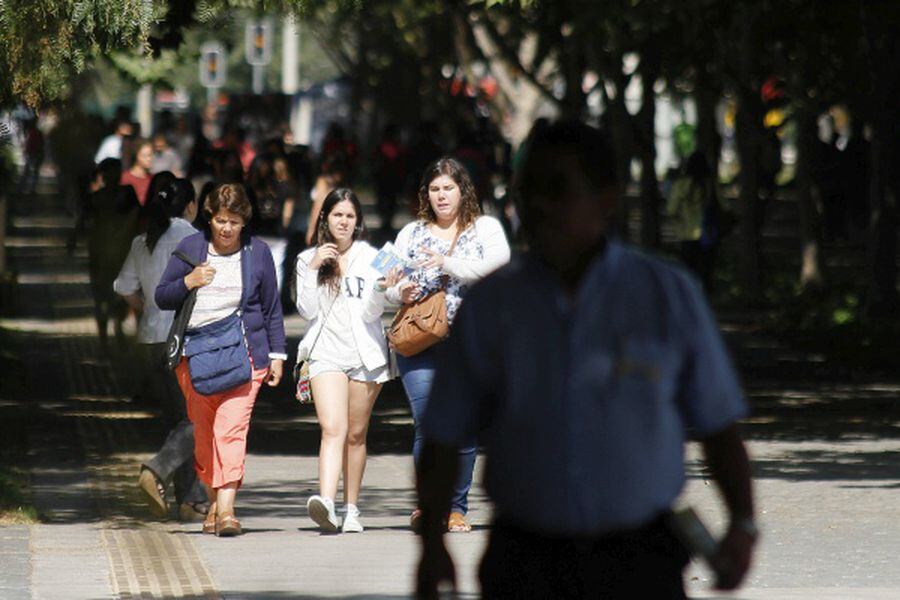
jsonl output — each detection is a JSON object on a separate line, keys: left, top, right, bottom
{"left": 173, "top": 249, "right": 199, "bottom": 268}
{"left": 303, "top": 243, "right": 363, "bottom": 358}
{"left": 177, "top": 242, "right": 252, "bottom": 311}
{"left": 437, "top": 227, "right": 464, "bottom": 289}
{"left": 305, "top": 294, "right": 338, "bottom": 359}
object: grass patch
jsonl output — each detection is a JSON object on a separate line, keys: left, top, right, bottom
{"left": 705, "top": 244, "right": 900, "bottom": 374}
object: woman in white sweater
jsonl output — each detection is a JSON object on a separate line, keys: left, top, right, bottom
{"left": 387, "top": 157, "right": 510, "bottom": 532}
{"left": 295, "top": 188, "right": 396, "bottom": 533}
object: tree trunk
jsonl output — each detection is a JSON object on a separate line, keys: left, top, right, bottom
{"left": 734, "top": 88, "right": 763, "bottom": 300}
{"left": 0, "top": 192, "right": 6, "bottom": 274}
{"left": 695, "top": 78, "right": 721, "bottom": 171}
{"left": 796, "top": 105, "right": 824, "bottom": 290}
{"left": 606, "top": 72, "right": 633, "bottom": 241}
{"left": 637, "top": 62, "right": 661, "bottom": 248}
{"left": 453, "top": 10, "right": 559, "bottom": 147}
{"left": 560, "top": 34, "right": 587, "bottom": 119}
{"left": 865, "top": 118, "right": 900, "bottom": 316}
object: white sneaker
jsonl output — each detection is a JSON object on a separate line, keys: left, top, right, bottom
{"left": 341, "top": 505, "right": 364, "bottom": 533}
{"left": 307, "top": 495, "right": 340, "bottom": 533}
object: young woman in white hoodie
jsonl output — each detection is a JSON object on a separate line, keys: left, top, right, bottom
{"left": 295, "top": 188, "right": 397, "bottom": 533}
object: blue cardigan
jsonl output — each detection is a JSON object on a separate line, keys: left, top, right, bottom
{"left": 155, "top": 232, "right": 287, "bottom": 368}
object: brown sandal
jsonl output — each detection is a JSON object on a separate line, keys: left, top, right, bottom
{"left": 215, "top": 512, "right": 242, "bottom": 537}
{"left": 202, "top": 502, "right": 217, "bottom": 534}
{"left": 202, "top": 513, "right": 217, "bottom": 535}
{"left": 447, "top": 511, "right": 471, "bottom": 533}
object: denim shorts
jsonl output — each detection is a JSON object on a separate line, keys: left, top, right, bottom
{"left": 308, "top": 359, "right": 390, "bottom": 383}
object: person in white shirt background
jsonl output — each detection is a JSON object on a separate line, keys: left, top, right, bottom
{"left": 94, "top": 118, "right": 133, "bottom": 164}
{"left": 386, "top": 157, "right": 510, "bottom": 533}
{"left": 295, "top": 188, "right": 399, "bottom": 533}
{"left": 114, "top": 179, "right": 208, "bottom": 521}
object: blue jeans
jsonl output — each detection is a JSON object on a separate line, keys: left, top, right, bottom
{"left": 397, "top": 346, "right": 477, "bottom": 515}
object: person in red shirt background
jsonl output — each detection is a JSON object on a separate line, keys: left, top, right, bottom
{"left": 121, "top": 139, "right": 154, "bottom": 206}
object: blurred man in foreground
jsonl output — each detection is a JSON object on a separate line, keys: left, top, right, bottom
{"left": 416, "top": 120, "right": 757, "bottom": 599}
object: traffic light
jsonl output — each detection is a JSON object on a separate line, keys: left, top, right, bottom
{"left": 245, "top": 19, "right": 272, "bottom": 66}
{"left": 199, "top": 42, "right": 227, "bottom": 89}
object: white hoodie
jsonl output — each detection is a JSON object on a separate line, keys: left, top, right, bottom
{"left": 295, "top": 240, "right": 390, "bottom": 372}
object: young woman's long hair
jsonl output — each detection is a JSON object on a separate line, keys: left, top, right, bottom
{"left": 315, "top": 187, "right": 366, "bottom": 293}
{"left": 145, "top": 179, "right": 196, "bottom": 253}
{"left": 416, "top": 157, "right": 481, "bottom": 230}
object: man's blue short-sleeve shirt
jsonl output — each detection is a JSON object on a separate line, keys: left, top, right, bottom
{"left": 424, "top": 240, "right": 748, "bottom": 536}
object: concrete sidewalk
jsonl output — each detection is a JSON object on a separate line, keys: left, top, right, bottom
{"left": 8, "top": 309, "right": 899, "bottom": 600}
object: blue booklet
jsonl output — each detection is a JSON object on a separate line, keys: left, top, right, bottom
{"left": 371, "top": 242, "right": 412, "bottom": 275}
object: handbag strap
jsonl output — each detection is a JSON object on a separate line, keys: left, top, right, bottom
{"left": 173, "top": 249, "right": 199, "bottom": 268}
{"left": 437, "top": 226, "right": 463, "bottom": 290}
{"left": 177, "top": 241, "right": 252, "bottom": 311}
{"left": 306, "top": 294, "right": 337, "bottom": 357}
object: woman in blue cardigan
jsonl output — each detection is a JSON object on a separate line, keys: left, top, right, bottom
{"left": 156, "top": 183, "right": 287, "bottom": 537}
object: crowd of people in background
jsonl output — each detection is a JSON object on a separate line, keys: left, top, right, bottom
{"left": 56, "top": 103, "right": 512, "bottom": 329}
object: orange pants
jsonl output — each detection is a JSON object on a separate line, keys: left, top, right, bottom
{"left": 175, "top": 360, "right": 267, "bottom": 490}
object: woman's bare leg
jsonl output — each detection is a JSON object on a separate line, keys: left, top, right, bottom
{"left": 311, "top": 372, "right": 350, "bottom": 499}
{"left": 216, "top": 482, "right": 238, "bottom": 515}
{"left": 343, "top": 380, "right": 381, "bottom": 506}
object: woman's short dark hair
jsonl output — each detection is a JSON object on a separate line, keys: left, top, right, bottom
{"left": 203, "top": 183, "right": 252, "bottom": 223}
{"left": 315, "top": 187, "right": 366, "bottom": 292}
{"left": 416, "top": 157, "right": 481, "bottom": 229}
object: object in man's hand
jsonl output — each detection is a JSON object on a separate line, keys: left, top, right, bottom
{"left": 667, "top": 506, "right": 723, "bottom": 573}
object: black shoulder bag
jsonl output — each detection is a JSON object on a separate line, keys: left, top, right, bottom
{"left": 164, "top": 250, "right": 200, "bottom": 371}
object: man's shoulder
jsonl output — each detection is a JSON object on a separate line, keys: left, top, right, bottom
{"left": 616, "top": 242, "right": 699, "bottom": 291}
{"left": 613, "top": 242, "right": 710, "bottom": 327}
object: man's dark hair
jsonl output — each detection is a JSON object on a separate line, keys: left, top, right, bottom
{"left": 516, "top": 119, "right": 617, "bottom": 201}
{"left": 514, "top": 120, "right": 617, "bottom": 235}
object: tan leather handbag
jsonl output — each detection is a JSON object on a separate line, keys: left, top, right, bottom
{"left": 387, "top": 287, "right": 450, "bottom": 357}
{"left": 387, "top": 229, "right": 460, "bottom": 357}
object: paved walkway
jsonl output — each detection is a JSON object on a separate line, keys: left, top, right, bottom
{"left": 2, "top": 186, "right": 900, "bottom": 598}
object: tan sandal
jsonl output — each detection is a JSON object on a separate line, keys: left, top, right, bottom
{"left": 202, "top": 503, "right": 217, "bottom": 534}
{"left": 202, "top": 513, "right": 217, "bottom": 535}
{"left": 447, "top": 511, "right": 471, "bottom": 533}
{"left": 215, "top": 512, "right": 242, "bottom": 537}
